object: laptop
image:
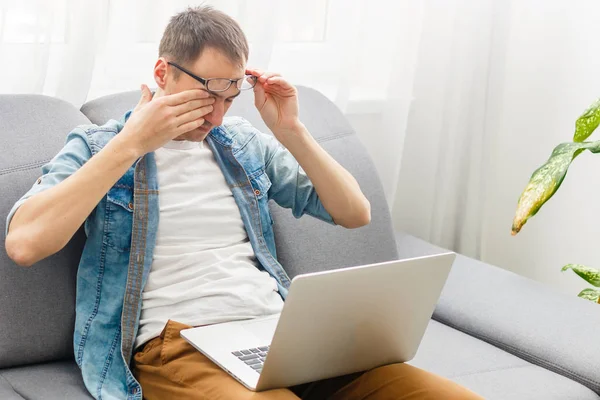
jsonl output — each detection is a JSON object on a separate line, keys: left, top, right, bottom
{"left": 180, "top": 252, "right": 456, "bottom": 391}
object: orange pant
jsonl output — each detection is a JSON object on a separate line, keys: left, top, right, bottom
{"left": 132, "top": 320, "right": 483, "bottom": 400}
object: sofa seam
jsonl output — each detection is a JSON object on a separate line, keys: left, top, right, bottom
{"left": 0, "top": 372, "right": 27, "bottom": 399}
{"left": 0, "top": 160, "right": 49, "bottom": 176}
{"left": 433, "top": 316, "right": 600, "bottom": 391}
{"left": 315, "top": 131, "right": 354, "bottom": 143}
{"left": 448, "top": 363, "right": 533, "bottom": 379}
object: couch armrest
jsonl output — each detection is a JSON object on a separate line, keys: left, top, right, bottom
{"left": 396, "top": 233, "right": 600, "bottom": 395}
{"left": 396, "top": 232, "right": 600, "bottom": 395}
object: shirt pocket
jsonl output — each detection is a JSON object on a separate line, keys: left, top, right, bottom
{"left": 249, "top": 169, "right": 271, "bottom": 200}
{"left": 249, "top": 169, "right": 274, "bottom": 229}
{"left": 105, "top": 180, "right": 134, "bottom": 252}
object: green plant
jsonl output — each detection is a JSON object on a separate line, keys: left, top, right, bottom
{"left": 511, "top": 99, "right": 600, "bottom": 304}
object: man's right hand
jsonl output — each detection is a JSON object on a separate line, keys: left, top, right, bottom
{"left": 5, "top": 84, "right": 215, "bottom": 267}
{"left": 120, "top": 84, "right": 215, "bottom": 157}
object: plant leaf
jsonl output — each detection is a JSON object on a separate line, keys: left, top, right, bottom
{"left": 577, "top": 288, "right": 600, "bottom": 303}
{"left": 561, "top": 264, "right": 600, "bottom": 287}
{"left": 511, "top": 140, "right": 600, "bottom": 235}
{"left": 574, "top": 99, "right": 600, "bottom": 142}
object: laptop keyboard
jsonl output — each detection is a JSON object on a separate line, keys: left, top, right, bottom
{"left": 232, "top": 345, "right": 270, "bottom": 373}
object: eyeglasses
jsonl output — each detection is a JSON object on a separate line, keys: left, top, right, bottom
{"left": 167, "top": 61, "right": 258, "bottom": 92}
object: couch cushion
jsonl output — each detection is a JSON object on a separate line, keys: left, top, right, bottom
{"left": 0, "top": 95, "right": 90, "bottom": 368}
{"left": 436, "top": 254, "right": 600, "bottom": 395}
{"left": 452, "top": 367, "right": 599, "bottom": 400}
{"left": 412, "top": 320, "right": 600, "bottom": 400}
{"left": 0, "top": 375, "right": 24, "bottom": 399}
{"left": 80, "top": 88, "right": 398, "bottom": 277}
{"left": 0, "top": 361, "right": 91, "bottom": 400}
{"left": 395, "top": 231, "right": 600, "bottom": 396}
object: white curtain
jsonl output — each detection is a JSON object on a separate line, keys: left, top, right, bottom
{"left": 392, "top": 0, "right": 510, "bottom": 258}
{"left": 3, "top": 0, "right": 599, "bottom": 293}
{"left": 0, "top": 0, "right": 418, "bottom": 204}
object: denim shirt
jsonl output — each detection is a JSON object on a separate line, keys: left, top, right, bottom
{"left": 6, "top": 112, "right": 335, "bottom": 400}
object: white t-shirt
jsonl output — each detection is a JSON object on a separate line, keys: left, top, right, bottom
{"left": 134, "top": 139, "right": 284, "bottom": 349}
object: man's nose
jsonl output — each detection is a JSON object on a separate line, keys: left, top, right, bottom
{"left": 205, "top": 99, "right": 225, "bottom": 127}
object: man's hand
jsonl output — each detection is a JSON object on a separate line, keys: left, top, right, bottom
{"left": 4, "top": 84, "right": 216, "bottom": 267}
{"left": 120, "top": 84, "right": 215, "bottom": 157}
{"left": 246, "top": 69, "right": 301, "bottom": 139}
{"left": 247, "top": 71, "right": 371, "bottom": 229}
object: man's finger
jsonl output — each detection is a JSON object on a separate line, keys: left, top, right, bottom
{"left": 176, "top": 105, "right": 214, "bottom": 127}
{"left": 175, "top": 118, "right": 205, "bottom": 135}
{"left": 246, "top": 67, "right": 265, "bottom": 77}
{"left": 172, "top": 97, "right": 215, "bottom": 117}
{"left": 140, "top": 84, "right": 153, "bottom": 103}
{"left": 163, "top": 89, "right": 209, "bottom": 106}
{"left": 258, "top": 72, "right": 281, "bottom": 83}
{"left": 134, "top": 84, "right": 153, "bottom": 111}
{"left": 253, "top": 77, "right": 268, "bottom": 109}
{"left": 264, "top": 76, "right": 294, "bottom": 90}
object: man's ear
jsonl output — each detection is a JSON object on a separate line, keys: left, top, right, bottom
{"left": 153, "top": 58, "right": 169, "bottom": 89}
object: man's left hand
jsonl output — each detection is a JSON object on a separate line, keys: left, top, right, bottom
{"left": 246, "top": 68, "right": 302, "bottom": 138}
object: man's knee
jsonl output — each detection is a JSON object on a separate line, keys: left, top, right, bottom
{"left": 336, "top": 363, "right": 484, "bottom": 400}
{"left": 386, "top": 363, "right": 482, "bottom": 399}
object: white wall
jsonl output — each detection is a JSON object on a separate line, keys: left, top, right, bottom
{"left": 354, "top": 0, "right": 600, "bottom": 296}
{"left": 481, "top": 0, "right": 600, "bottom": 295}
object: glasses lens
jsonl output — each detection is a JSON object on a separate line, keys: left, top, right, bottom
{"left": 206, "top": 79, "right": 232, "bottom": 92}
{"left": 238, "top": 75, "right": 257, "bottom": 91}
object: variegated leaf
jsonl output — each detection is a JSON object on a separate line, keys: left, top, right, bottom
{"left": 577, "top": 288, "right": 600, "bottom": 303}
{"left": 574, "top": 98, "right": 600, "bottom": 142}
{"left": 561, "top": 264, "right": 600, "bottom": 287}
{"left": 512, "top": 140, "right": 600, "bottom": 235}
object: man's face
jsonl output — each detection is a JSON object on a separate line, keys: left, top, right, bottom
{"left": 162, "top": 47, "right": 245, "bottom": 142}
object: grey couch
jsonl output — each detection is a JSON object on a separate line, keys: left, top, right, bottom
{"left": 1, "top": 87, "right": 599, "bottom": 400}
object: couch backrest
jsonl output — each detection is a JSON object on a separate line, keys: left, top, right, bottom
{"left": 81, "top": 86, "right": 398, "bottom": 277}
{"left": 0, "top": 95, "right": 90, "bottom": 368}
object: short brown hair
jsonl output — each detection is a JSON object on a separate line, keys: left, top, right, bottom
{"left": 159, "top": 6, "right": 249, "bottom": 72}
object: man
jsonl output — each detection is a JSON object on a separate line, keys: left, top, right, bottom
{"left": 5, "top": 6, "right": 482, "bottom": 400}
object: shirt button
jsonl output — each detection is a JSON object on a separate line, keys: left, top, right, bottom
{"left": 128, "top": 202, "right": 134, "bottom": 210}
{"left": 254, "top": 189, "right": 261, "bottom": 196}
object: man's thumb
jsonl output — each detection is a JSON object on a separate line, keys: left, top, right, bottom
{"left": 136, "top": 84, "right": 152, "bottom": 108}
{"left": 253, "top": 81, "right": 266, "bottom": 110}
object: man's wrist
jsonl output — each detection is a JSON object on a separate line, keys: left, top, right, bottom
{"left": 274, "top": 122, "right": 320, "bottom": 160}
{"left": 108, "top": 129, "right": 144, "bottom": 162}
{"left": 273, "top": 120, "right": 308, "bottom": 146}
